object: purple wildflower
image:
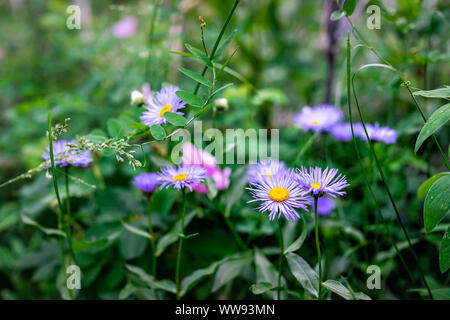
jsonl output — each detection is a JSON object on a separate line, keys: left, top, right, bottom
{"left": 330, "top": 122, "right": 365, "bottom": 142}
{"left": 133, "top": 173, "right": 159, "bottom": 193}
{"left": 112, "top": 16, "right": 138, "bottom": 39}
{"left": 158, "top": 165, "right": 207, "bottom": 191}
{"left": 364, "top": 122, "right": 397, "bottom": 144}
{"left": 247, "top": 159, "right": 287, "bottom": 184}
{"left": 294, "top": 104, "right": 343, "bottom": 132}
{"left": 296, "top": 166, "right": 349, "bottom": 198}
{"left": 140, "top": 85, "right": 186, "bottom": 127}
{"left": 317, "top": 197, "right": 335, "bottom": 216}
{"left": 42, "top": 140, "right": 93, "bottom": 168}
{"left": 247, "top": 170, "right": 311, "bottom": 221}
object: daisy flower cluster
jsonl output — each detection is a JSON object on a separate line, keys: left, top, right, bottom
{"left": 247, "top": 159, "right": 349, "bottom": 221}
{"left": 294, "top": 104, "right": 397, "bottom": 144}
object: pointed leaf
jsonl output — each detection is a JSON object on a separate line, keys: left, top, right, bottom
{"left": 418, "top": 173, "right": 450, "bottom": 201}
{"left": 21, "top": 215, "right": 66, "bottom": 237}
{"left": 415, "top": 103, "right": 450, "bottom": 152}
{"left": 413, "top": 86, "right": 450, "bottom": 99}
{"left": 440, "top": 229, "right": 450, "bottom": 273}
{"left": 212, "top": 255, "right": 251, "bottom": 292}
{"left": 213, "top": 29, "right": 237, "bottom": 62}
{"left": 322, "top": 280, "right": 371, "bottom": 300}
{"left": 126, "top": 265, "right": 176, "bottom": 293}
{"left": 284, "top": 223, "right": 308, "bottom": 254}
{"left": 176, "top": 90, "right": 204, "bottom": 108}
{"left": 343, "top": 0, "right": 358, "bottom": 16}
{"left": 249, "top": 282, "right": 274, "bottom": 295}
{"left": 285, "top": 252, "right": 319, "bottom": 297}
{"left": 424, "top": 175, "right": 450, "bottom": 232}
{"left": 120, "top": 220, "right": 152, "bottom": 239}
{"left": 164, "top": 112, "right": 187, "bottom": 127}
{"left": 179, "top": 67, "right": 212, "bottom": 88}
{"left": 185, "top": 43, "right": 213, "bottom": 68}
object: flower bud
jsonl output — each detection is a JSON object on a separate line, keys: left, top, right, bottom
{"left": 214, "top": 98, "right": 229, "bottom": 112}
{"left": 130, "top": 90, "right": 145, "bottom": 107}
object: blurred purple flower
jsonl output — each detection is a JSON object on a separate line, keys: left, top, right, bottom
{"left": 364, "top": 122, "right": 397, "bottom": 144}
{"left": 317, "top": 197, "right": 335, "bottom": 215}
{"left": 247, "top": 159, "right": 287, "bottom": 185}
{"left": 133, "top": 173, "right": 159, "bottom": 193}
{"left": 112, "top": 16, "right": 138, "bottom": 39}
{"left": 330, "top": 122, "right": 365, "bottom": 142}
{"left": 42, "top": 140, "right": 93, "bottom": 168}
{"left": 294, "top": 104, "right": 343, "bottom": 132}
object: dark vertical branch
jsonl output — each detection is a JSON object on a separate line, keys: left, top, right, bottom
{"left": 323, "top": 0, "right": 340, "bottom": 104}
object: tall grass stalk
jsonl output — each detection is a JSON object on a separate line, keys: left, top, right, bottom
{"left": 47, "top": 112, "right": 72, "bottom": 300}
{"left": 313, "top": 196, "right": 322, "bottom": 300}
{"left": 147, "top": 193, "right": 157, "bottom": 277}
{"left": 346, "top": 34, "right": 434, "bottom": 299}
{"left": 276, "top": 220, "right": 284, "bottom": 300}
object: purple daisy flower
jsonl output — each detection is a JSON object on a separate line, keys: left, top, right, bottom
{"left": 296, "top": 166, "right": 349, "bottom": 198}
{"left": 317, "top": 197, "right": 335, "bottom": 216}
{"left": 330, "top": 122, "right": 365, "bottom": 142}
{"left": 158, "top": 165, "right": 207, "bottom": 191}
{"left": 247, "top": 159, "right": 287, "bottom": 184}
{"left": 294, "top": 104, "right": 343, "bottom": 132}
{"left": 247, "top": 170, "right": 311, "bottom": 221}
{"left": 140, "top": 85, "right": 186, "bottom": 127}
{"left": 42, "top": 140, "right": 93, "bottom": 168}
{"left": 133, "top": 173, "right": 159, "bottom": 193}
{"left": 364, "top": 122, "right": 397, "bottom": 144}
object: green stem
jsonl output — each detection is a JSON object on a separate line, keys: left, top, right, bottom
{"left": 346, "top": 34, "right": 415, "bottom": 285}
{"left": 313, "top": 196, "right": 322, "bottom": 300}
{"left": 48, "top": 112, "right": 70, "bottom": 300}
{"left": 277, "top": 220, "right": 284, "bottom": 300}
{"left": 147, "top": 194, "right": 157, "bottom": 277}
{"left": 291, "top": 131, "right": 320, "bottom": 166}
{"left": 144, "top": 0, "right": 161, "bottom": 82}
{"left": 64, "top": 168, "right": 76, "bottom": 265}
{"left": 175, "top": 189, "right": 186, "bottom": 300}
{"left": 223, "top": 213, "right": 247, "bottom": 250}
{"left": 193, "top": 0, "right": 240, "bottom": 95}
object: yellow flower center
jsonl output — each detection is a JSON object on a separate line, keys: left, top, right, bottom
{"left": 268, "top": 187, "right": 289, "bottom": 202}
{"left": 311, "top": 120, "right": 319, "bottom": 125}
{"left": 159, "top": 104, "right": 173, "bottom": 117}
{"left": 311, "top": 182, "right": 321, "bottom": 189}
{"left": 267, "top": 174, "right": 273, "bottom": 178}
{"left": 173, "top": 173, "right": 189, "bottom": 181}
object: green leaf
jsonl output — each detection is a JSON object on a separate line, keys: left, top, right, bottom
{"left": 440, "top": 229, "right": 450, "bottom": 273}
{"left": 284, "top": 223, "right": 308, "bottom": 254}
{"left": 150, "top": 124, "right": 166, "bottom": 140}
{"left": 179, "top": 67, "right": 212, "bottom": 88}
{"left": 119, "top": 229, "right": 147, "bottom": 260}
{"left": 164, "top": 112, "right": 187, "bottom": 127}
{"left": 249, "top": 282, "right": 274, "bottom": 295}
{"left": 254, "top": 249, "right": 284, "bottom": 299}
{"left": 185, "top": 43, "right": 213, "bottom": 68}
{"left": 225, "top": 166, "right": 249, "bottom": 216}
{"left": 322, "top": 280, "right": 371, "bottom": 300}
{"left": 212, "top": 255, "right": 251, "bottom": 292}
{"left": 424, "top": 175, "right": 450, "bottom": 232}
{"left": 120, "top": 220, "right": 152, "bottom": 239}
{"left": 168, "top": 50, "right": 196, "bottom": 58}
{"left": 181, "top": 256, "right": 230, "bottom": 296}
{"left": 129, "top": 122, "right": 149, "bottom": 131}
{"left": 126, "top": 265, "right": 176, "bottom": 293}
{"left": 285, "top": 252, "right": 319, "bottom": 297}
{"left": 107, "top": 118, "right": 123, "bottom": 137}
{"left": 413, "top": 86, "right": 450, "bottom": 99}
{"left": 418, "top": 173, "right": 450, "bottom": 201}
{"left": 21, "top": 215, "right": 66, "bottom": 237}
{"left": 330, "top": 10, "right": 345, "bottom": 21}
{"left": 73, "top": 238, "right": 108, "bottom": 253}
{"left": 343, "top": 0, "right": 358, "bottom": 16}
{"left": 206, "top": 177, "right": 218, "bottom": 200}
{"left": 213, "top": 29, "right": 237, "bottom": 62}
{"left": 175, "top": 90, "right": 204, "bottom": 108}
{"left": 415, "top": 103, "right": 450, "bottom": 152}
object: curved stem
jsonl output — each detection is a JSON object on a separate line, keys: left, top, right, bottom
{"left": 223, "top": 213, "right": 247, "bottom": 250}
{"left": 175, "top": 189, "right": 186, "bottom": 300}
{"left": 48, "top": 112, "right": 69, "bottom": 300}
{"left": 147, "top": 194, "right": 157, "bottom": 277}
{"left": 313, "top": 196, "right": 322, "bottom": 300}
{"left": 277, "top": 220, "right": 284, "bottom": 300}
